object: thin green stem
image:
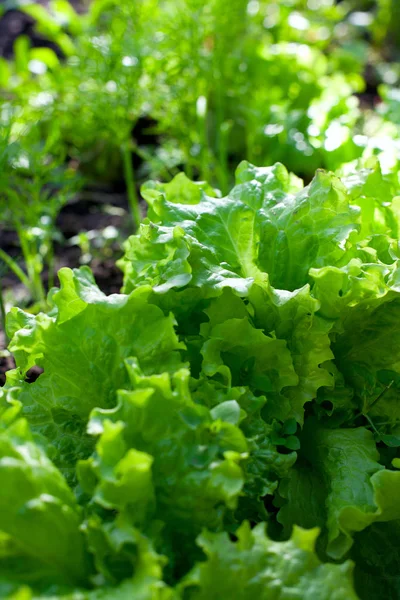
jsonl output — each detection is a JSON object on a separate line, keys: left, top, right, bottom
{"left": 368, "top": 380, "right": 394, "bottom": 410}
{"left": 215, "top": 93, "right": 227, "bottom": 192}
{"left": 217, "top": 121, "right": 230, "bottom": 195}
{"left": 364, "top": 414, "right": 380, "bottom": 437}
{"left": 197, "top": 96, "right": 211, "bottom": 184}
{"left": 47, "top": 241, "right": 55, "bottom": 292}
{"left": 31, "top": 264, "right": 46, "bottom": 308}
{"left": 350, "top": 381, "right": 395, "bottom": 426}
{"left": 213, "top": 38, "right": 229, "bottom": 193}
{"left": 0, "top": 248, "right": 30, "bottom": 289}
{"left": 18, "top": 234, "right": 46, "bottom": 309}
{"left": 200, "top": 119, "right": 210, "bottom": 183}
{"left": 185, "top": 157, "right": 194, "bottom": 181}
{"left": 0, "top": 279, "right": 7, "bottom": 345}
{"left": 121, "top": 143, "right": 141, "bottom": 230}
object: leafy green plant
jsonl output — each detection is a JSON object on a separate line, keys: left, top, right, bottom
{"left": 43, "top": 0, "right": 155, "bottom": 227}
{"left": 1, "top": 159, "right": 400, "bottom": 597}
{"left": 2, "top": 0, "right": 159, "bottom": 228}
{"left": 371, "top": 0, "right": 400, "bottom": 49}
{"left": 0, "top": 114, "right": 82, "bottom": 309}
{"left": 0, "top": 270, "right": 7, "bottom": 345}
{"left": 145, "top": 0, "right": 367, "bottom": 189}
{"left": 2, "top": 0, "right": 376, "bottom": 201}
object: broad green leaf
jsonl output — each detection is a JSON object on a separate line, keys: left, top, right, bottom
{"left": 121, "top": 164, "right": 299, "bottom": 297}
{"left": 5, "top": 267, "right": 184, "bottom": 480}
{"left": 191, "top": 378, "right": 297, "bottom": 519}
{"left": 280, "top": 420, "right": 400, "bottom": 559}
{"left": 0, "top": 417, "right": 89, "bottom": 589}
{"left": 82, "top": 363, "right": 247, "bottom": 575}
{"left": 179, "top": 522, "right": 359, "bottom": 599}
{"left": 249, "top": 282, "right": 334, "bottom": 422}
{"left": 200, "top": 316, "right": 298, "bottom": 393}
{"left": 351, "top": 521, "right": 400, "bottom": 600}
{"left": 121, "top": 164, "right": 359, "bottom": 296}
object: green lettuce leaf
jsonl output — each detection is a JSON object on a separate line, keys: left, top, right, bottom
{"left": 5, "top": 159, "right": 400, "bottom": 599}
{"left": 4, "top": 267, "right": 184, "bottom": 479}
{"left": 200, "top": 316, "right": 298, "bottom": 393}
{"left": 80, "top": 361, "right": 247, "bottom": 576}
{"left": 178, "top": 522, "right": 359, "bottom": 599}
{"left": 119, "top": 164, "right": 359, "bottom": 422}
{"left": 0, "top": 519, "right": 174, "bottom": 600}
{"left": 248, "top": 282, "right": 334, "bottom": 422}
{"left": 190, "top": 378, "right": 297, "bottom": 520}
{"left": 351, "top": 521, "right": 400, "bottom": 600}
{"left": 120, "top": 162, "right": 359, "bottom": 295}
{"left": 278, "top": 419, "right": 400, "bottom": 559}
{"left": 0, "top": 415, "right": 89, "bottom": 590}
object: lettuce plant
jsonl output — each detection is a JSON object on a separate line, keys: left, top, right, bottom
{"left": 1, "top": 159, "right": 400, "bottom": 598}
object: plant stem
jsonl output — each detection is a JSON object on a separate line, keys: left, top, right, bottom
{"left": 185, "top": 157, "right": 194, "bottom": 181}
{"left": 47, "top": 241, "right": 55, "bottom": 292}
{"left": 197, "top": 95, "right": 211, "bottom": 184}
{"left": 349, "top": 381, "right": 395, "bottom": 426}
{"left": 368, "top": 380, "right": 394, "bottom": 410}
{"left": 364, "top": 413, "right": 380, "bottom": 436}
{"left": 0, "top": 248, "right": 31, "bottom": 289}
{"left": 0, "top": 279, "right": 7, "bottom": 345}
{"left": 213, "top": 38, "right": 229, "bottom": 194}
{"left": 31, "top": 264, "right": 46, "bottom": 309}
{"left": 121, "top": 143, "right": 141, "bottom": 230}
{"left": 18, "top": 234, "right": 46, "bottom": 309}
{"left": 217, "top": 121, "right": 230, "bottom": 195}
